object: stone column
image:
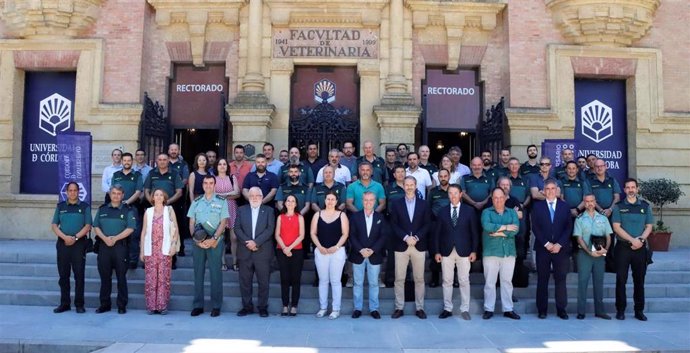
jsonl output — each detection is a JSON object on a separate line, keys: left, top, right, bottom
{"left": 374, "top": 0, "right": 420, "bottom": 151}
{"left": 228, "top": 0, "right": 275, "bottom": 155}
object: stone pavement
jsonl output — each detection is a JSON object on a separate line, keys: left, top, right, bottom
{"left": 0, "top": 304, "right": 688, "bottom": 353}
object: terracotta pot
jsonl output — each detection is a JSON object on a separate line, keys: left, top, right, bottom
{"left": 648, "top": 232, "right": 672, "bottom": 252}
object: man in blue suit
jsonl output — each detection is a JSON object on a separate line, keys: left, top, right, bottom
{"left": 349, "top": 191, "right": 388, "bottom": 319}
{"left": 432, "top": 184, "right": 479, "bottom": 320}
{"left": 531, "top": 179, "right": 573, "bottom": 319}
{"left": 390, "top": 176, "right": 432, "bottom": 319}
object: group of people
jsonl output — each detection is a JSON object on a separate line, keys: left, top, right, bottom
{"left": 50, "top": 141, "right": 654, "bottom": 323}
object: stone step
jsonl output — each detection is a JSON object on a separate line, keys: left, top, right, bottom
{"left": 1, "top": 289, "right": 687, "bottom": 315}
{"left": 1, "top": 275, "right": 688, "bottom": 300}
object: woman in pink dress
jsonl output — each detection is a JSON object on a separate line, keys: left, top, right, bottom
{"left": 139, "top": 189, "right": 179, "bottom": 314}
{"left": 214, "top": 158, "right": 240, "bottom": 271}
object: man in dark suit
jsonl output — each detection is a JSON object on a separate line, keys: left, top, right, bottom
{"left": 532, "top": 179, "right": 573, "bottom": 319}
{"left": 349, "top": 191, "right": 388, "bottom": 319}
{"left": 433, "top": 184, "right": 479, "bottom": 320}
{"left": 234, "top": 186, "right": 276, "bottom": 317}
{"left": 390, "top": 176, "right": 432, "bottom": 319}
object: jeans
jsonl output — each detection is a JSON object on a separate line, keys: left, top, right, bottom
{"left": 352, "top": 258, "right": 381, "bottom": 311}
{"left": 314, "top": 247, "right": 346, "bottom": 311}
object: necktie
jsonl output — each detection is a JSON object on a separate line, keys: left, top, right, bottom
{"left": 452, "top": 206, "right": 458, "bottom": 227}
{"left": 548, "top": 201, "right": 555, "bottom": 222}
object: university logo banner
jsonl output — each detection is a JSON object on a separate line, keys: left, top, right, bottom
{"left": 574, "top": 79, "right": 628, "bottom": 186}
{"left": 542, "top": 139, "right": 578, "bottom": 168}
{"left": 57, "top": 133, "right": 92, "bottom": 204}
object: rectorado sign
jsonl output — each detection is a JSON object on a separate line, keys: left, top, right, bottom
{"left": 273, "top": 28, "right": 379, "bottom": 58}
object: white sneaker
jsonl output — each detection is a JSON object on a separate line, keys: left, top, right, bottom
{"left": 328, "top": 310, "right": 340, "bottom": 320}
{"left": 316, "top": 309, "right": 327, "bottom": 318}
{"left": 378, "top": 279, "right": 385, "bottom": 288}
{"left": 346, "top": 278, "right": 354, "bottom": 288}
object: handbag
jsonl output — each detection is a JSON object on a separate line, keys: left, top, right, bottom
{"left": 168, "top": 206, "right": 180, "bottom": 255}
{"left": 590, "top": 235, "right": 607, "bottom": 252}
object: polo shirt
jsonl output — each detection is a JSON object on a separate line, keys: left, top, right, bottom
{"left": 278, "top": 162, "right": 315, "bottom": 186}
{"left": 589, "top": 174, "right": 621, "bottom": 209}
{"left": 111, "top": 169, "right": 143, "bottom": 200}
{"left": 508, "top": 175, "right": 530, "bottom": 204}
{"left": 310, "top": 182, "right": 346, "bottom": 209}
{"left": 303, "top": 158, "right": 327, "bottom": 180}
{"left": 250, "top": 159, "right": 284, "bottom": 176}
{"left": 428, "top": 186, "right": 450, "bottom": 218}
{"left": 481, "top": 206, "right": 519, "bottom": 258}
{"left": 461, "top": 173, "right": 494, "bottom": 203}
{"left": 340, "top": 155, "right": 358, "bottom": 173}
{"left": 346, "top": 179, "right": 385, "bottom": 211}
{"left": 93, "top": 203, "right": 136, "bottom": 236}
{"left": 484, "top": 167, "right": 501, "bottom": 185}
{"left": 276, "top": 182, "right": 311, "bottom": 211}
{"left": 355, "top": 155, "right": 388, "bottom": 184}
{"left": 52, "top": 201, "right": 92, "bottom": 236}
{"left": 612, "top": 198, "right": 654, "bottom": 238}
{"left": 419, "top": 162, "right": 439, "bottom": 177}
{"left": 144, "top": 168, "right": 183, "bottom": 199}
{"left": 529, "top": 173, "right": 561, "bottom": 192}
{"left": 560, "top": 176, "right": 592, "bottom": 209}
{"left": 520, "top": 161, "right": 540, "bottom": 176}
{"left": 169, "top": 159, "right": 190, "bottom": 180}
{"left": 187, "top": 194, "right": 230, "bottom": 231}
{"left": 242, "top": 171, "right": 280, "bottom": 200}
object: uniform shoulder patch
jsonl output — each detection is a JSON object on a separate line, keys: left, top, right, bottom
{"left": 214, "top": 195, "right": 225, "bottom": 201}
{"left": 194, "top": 195, "right": 203, "bottom": 201}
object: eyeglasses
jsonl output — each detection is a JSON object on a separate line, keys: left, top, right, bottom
{"left": 540, "top": 163, "right": 551, "bottom": 166}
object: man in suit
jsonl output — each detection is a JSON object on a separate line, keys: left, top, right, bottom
{"left": 390, "top": 176, "right": 432, "bottom": 319}
{"left": 349, "top": 191, "right": 388, "bottom": 319}
{"left": 234, "top": 186, "right": 276, "bottom": 317}
{"left": 433, "top": 184, "right": 479, "bottom": 320}
{"left": 532, "top": 179, "right": 573, "bottom": 319}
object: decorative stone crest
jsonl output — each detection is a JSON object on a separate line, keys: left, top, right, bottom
{"left": 545, "top": 0, "right": 660, "bottom": 47}
{"left": 1, "top": 0, "right": 103, "bottom": 38}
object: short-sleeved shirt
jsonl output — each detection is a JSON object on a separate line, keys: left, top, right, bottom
{"left": 278, "top": 162, "right": 315, "bottom": 186}
{"left": 419, "top": 162, "right": 439, "bottom": 178}
{"left": 589, "top": 174, "right": 621, "bottom": 209}
{"left": 461, "top": 173, "right": 494, "bottom": 203}
{"left": 520, "top": 162, "right": 540, "bottom": 176}
{"left": 428, "top": 186, "right": 450, "bottom": 218}
{"left": 276, "top": 183, "right": 311, "bottom": 211}
{"left": 481, "top": 206, "right": 519, "bottom": 257}
{"left": 316, "top": 164, "right": 351, "bottom": 185}
{"left": 169, "top": 159, "right": 190, "bottom": 181}
{"left": 144, "top": 168, "right": 183, "bottom": 199}
{"left": 229, "top": 160, "right": 254, "bottom": 190}
{"left": 406, "top": 167, "right": 432, "bottom": 199}
{"left": 340, "top": 155, "right": 358, "bottom": 173}
{"left": 573, "top": 211, "right": 613, "bottom": 247}
{"left": 509, "top": 175, "right": 530, "bottom": 204}
{"left": 612, "top": 198, "right": 654, "bottom": 238}
{"left": 250, "top": 159, "right": 283, "bottom": 176}
{"left": 529, "top": 173, "right": 561, "bottom": 192}
{"left": 355, "top": 155, "right": 388, "bottom": 184}
{"left": 560, "top": 176, "right": 592, "bottom": 209}
{"left": 242, "top": 171, "right": 280, "bottom": 200}
{"left": 187, "top": 194, "right": 230, "bottom": 230}
{"left": 310, "top": 182, "right": 346, "bottom": 209}
{"left": 484, "top": 167, "right": 501, "bottom": 185}
{"left": 303, "top": 158, "right": 327, "bottom": 180}
{"left": 93, "top": 203, "right": 136, "bottom": 236}
{"left": 52, "top": 201, "right": 92, "bottom": 236}
{"left": 346, "top": 179, "right": 386, "bottom": 211}
{"left": 111, "top": 170, "right": 143, "bottom": 200}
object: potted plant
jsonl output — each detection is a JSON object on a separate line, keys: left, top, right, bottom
{"left": 638, "top": 178, "right": 685, "bottom": 251}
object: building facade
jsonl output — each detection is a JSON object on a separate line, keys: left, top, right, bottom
{"left": 0, "top": 0, "right": 688, "bottom": 245}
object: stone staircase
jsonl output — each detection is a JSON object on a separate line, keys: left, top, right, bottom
{"left": 1, "top": 240, "right": 688, "bottom": 316}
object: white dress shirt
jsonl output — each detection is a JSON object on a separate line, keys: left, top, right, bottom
{"left": 101, "top": 164, "right": 123, "bottom": 193}
{"left": 251, "top": 206, "right": 260, "bottom": 239}
{"left": 364, "top": 211, "right": 374, "bottom": 237}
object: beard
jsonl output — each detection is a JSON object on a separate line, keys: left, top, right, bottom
{"left": 290, "top": 176, "right": 299, "bottom": 183}
{"left": 483, "top": 159, "right": 492, "bottom": 167}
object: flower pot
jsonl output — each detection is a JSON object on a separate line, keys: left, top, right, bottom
{"left": 648, "top": 231, "right": 672, "bottom": 252}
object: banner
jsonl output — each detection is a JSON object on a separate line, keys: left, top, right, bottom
{"left": 20, "top": 72, "right": 76, "bottom": 194}
{"left": 541, "top": 139, "right": 578, "bottom": 168}
{"left": 57, "top": 133, "right": 92, "bottom": 204}
{"left": 574, "top": 79, "right": 628, "bottom": 186}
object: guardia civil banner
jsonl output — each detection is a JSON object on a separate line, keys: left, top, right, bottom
{"left": 541, "top": 139, "right": 578, "bottom": 168}
{"left": 574, "top": 79, "right": 628, "bottom": 186}
{"left": 57, "top": 133, "right": 92, "bottom": 204}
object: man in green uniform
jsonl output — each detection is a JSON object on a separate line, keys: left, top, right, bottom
{"left": 311, "top": 166, "right": 346, "bottom": 212}
{"left": 277, "top": 147, "right": 314, "bottom": 187}
{"left": 461, "top": 157, "right": 494, "bottom": 214}
{"left": 480, "top": 150, "right": 500, "bottom": 185}
{"left": 427, "top": 168, "right": 452, "bottom": 288}
{"left": 112, "top": 152, "right": 144, "bottom": 269}
{"left": 612, "top": 178, "right": 654, "bottom": 321}
{"left": 560, "top": 160, "right": 592, "bottom": 269}
{"left": 51, "top": 182, "right": 92, "bottom": 314}
{"left": 520, "top": 144, "right": 540, "bottom": 176}
{"left": 554, "top": 148, "right": 575, "bottom": 180}
{"left": 588, "top": 159, "right": 621, "bottom": 272}
{"left": 188, "top": 175, "right": 229, "bottom": 317}
{"left": 93, "top": 184, "right": 136, "bottom": 314}
{"left": 354, "top": 140, "right": 388, "bottom": 184}
{"left": 276, "top": 164, "right": 311, "bottom": 215}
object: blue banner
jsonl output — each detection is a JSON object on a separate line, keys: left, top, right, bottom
{"left": 574, "top": 79, "right": 628, "bottom": 186}
{"left": 542, "top": 139, "right": 578, "bottom": 168}
{"left": 57, "top": 133, "right": 92, "bottom": 204}
{"left": 20, "top": 72, "right": 77, "bottom": 194}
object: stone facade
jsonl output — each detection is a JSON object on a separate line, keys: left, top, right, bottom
{"left": 0, "top": 0, "right": 688, "bottom": 246}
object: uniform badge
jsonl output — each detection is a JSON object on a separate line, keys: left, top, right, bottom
{"left": 78, "top": 209, "right": 82, "bottom": 213}
{"left": 120, "top": 214, "right": 124, "bottom": 219}
{"left": 641, "top": 209, "right": 644, "bottom": 213}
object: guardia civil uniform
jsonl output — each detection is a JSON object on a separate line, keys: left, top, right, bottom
{"left": 112, "top": 169, "right": 144, "bottom": 266}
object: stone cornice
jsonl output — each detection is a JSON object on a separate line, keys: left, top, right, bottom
{"left": 1, "top": 0, "right": 104, "bottom": 39}
{"left": 266, "top": 0, "right": 388, "bottom": 27}
{"left": 147, "top": 0, "right": 244, "bottom": 66}
{"left": 545, "top": 0, "right": 660, "bottom": 47}
{"left": 405, "top": 0, "right": 506, "bottom": 70}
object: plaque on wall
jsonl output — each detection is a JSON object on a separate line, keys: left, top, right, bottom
{"left": 273, "top": 28, "right": 379, "bottom": 59}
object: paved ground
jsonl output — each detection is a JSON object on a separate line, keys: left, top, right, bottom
{"left": 0, "top": 304, "right": 688, "bottom": 353}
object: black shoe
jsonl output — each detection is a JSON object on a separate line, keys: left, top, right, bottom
{"left": 577, "top": 314, "right": 585, "bottom": 320}
{"left": 95, "top": 306, "right": 111, "bottom": 314}
{"left": 415, "top": 310, "right": 427, "bottom": 319}
{"left": 557, "top": 312, "right": 569, "bottom": 320}
{"left": 76, "top": 307, "right": 85, "bottom": 314}
{"left": 178, "top": 250, "right": 186, "bottom": 257}
{"left": 351, "top": 310, "right": 362, "bottom": 319}
{"left": 211, "top": 308, "right": 220, "bottom": 317}
{"left": 616, "top": 311, "right": 625, "bottom": 320}
{"left": 237, "top": 308, "right": 253, "bottom": 316}
{"left": 482, "top": 311, "right": 494, "bottom": 320}
{"left": 118, "top": 308, "right": 126, "bottom": 314}
{"left": 171, "top": 263, "right": 177, "bottom": 270}
{"left": 503, "top": 311, "right": 521, "bottom": 320}
{"left": 129, "top": 262, "right": 138, "bottom": 270}
{"left": 191, "top": 308, "right": 204, "bottom": 317}
{"left": 312, "top": 280, "right": 319, "bottom": 287}
{"left": 453, "top": 281, "right": 459, "bottom": 288}
{"left": 53, "top": 305, "right": 70, "bottom": 313}
{"left": 512, "top": 295, "right": 518, "bottom": 303}
{"left": 370, "top": 311, "right": 381, "bottom": 319}
{"left": 259, "top": 309, "right": 269, "bottom": 318}
{"left": 384, "top": 282, "right": 394, "bottom": 288}
{"left": 595, "top": 313, "right": 612, "bottom": 320}
{"left": 634, "top": 311, "right": 647, "bottom": 321}
{"left": 538, "top": 312, "right": 547, "bottom": 319}
{"left": 391, "top": 309, "right": 404, "bottom": 319}
{"left": 439, "top": 310, "right": 453, "bottom": 319}
{"left": 429, "top": 281, "right": 439, "bottom": 288}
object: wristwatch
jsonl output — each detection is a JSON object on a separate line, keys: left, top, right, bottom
{"left": 212, "top": 235, "right": 219, "bottom": 241}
